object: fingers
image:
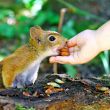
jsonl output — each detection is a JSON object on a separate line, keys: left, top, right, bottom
{"left": 67, "top": 37, "right": 77, "bottom": 48}
{"left": 49, "top": 50, "right": 87, "bottom": 65}
{"left": 49, "top": 56, "right": 74, "bottom": 64}
{"left": 69, "top": 46, "right": 80, "bottom": 52}
{"left": 49, "top": 52, "right": 84, "bottom": 65}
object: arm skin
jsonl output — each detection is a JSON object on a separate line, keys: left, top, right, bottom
{"left": 49, "top": 20, "right": 110, "bottom": 65}
{"left": 96, "top": 20, "right": 110, "bottom": 51}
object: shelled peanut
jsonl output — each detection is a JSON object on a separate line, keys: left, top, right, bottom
{"left": 59, "top": 46, "right": 70, "bottom": 56}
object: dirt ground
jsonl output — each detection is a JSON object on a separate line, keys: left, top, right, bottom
{"left": 0, "top": 74, "right": 110, "bottom": 110}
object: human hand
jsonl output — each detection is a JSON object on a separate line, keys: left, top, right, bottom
{"left": 49, "top": 30, "right": 101, "bottom": 65}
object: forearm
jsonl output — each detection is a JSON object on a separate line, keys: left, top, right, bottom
{"left": 96, "top": 20, "right": 110, "bottom": 51}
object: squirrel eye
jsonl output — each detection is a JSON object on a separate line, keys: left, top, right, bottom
{"left": 48, "top": 36, "right": 56, "bottom": 41}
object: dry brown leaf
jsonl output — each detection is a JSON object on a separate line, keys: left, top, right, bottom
{"left": 23, "top": 91, "right": 31, "bottom": 96}
{"left": 32, "top": 91, "right": 40, "bottom": 97}
{"left": 45, "top": 86, "right": 64, "bottom": 95}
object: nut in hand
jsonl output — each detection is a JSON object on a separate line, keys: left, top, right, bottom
{"left": 59, "top": 47, "right": 70, "bottom": 56}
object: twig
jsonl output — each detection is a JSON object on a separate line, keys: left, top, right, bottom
{"left": 53, "top": 8, "right": 67, "bottom": 74}
{"left": 58, "top": 8, "right": 67, "bottom": 33}
{"left": 56, "top": 0, "right": 106, "bottom": 22}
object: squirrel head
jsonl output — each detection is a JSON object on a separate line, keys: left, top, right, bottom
{"left": 29, "top": 26, "right": 67, "bottom": 56}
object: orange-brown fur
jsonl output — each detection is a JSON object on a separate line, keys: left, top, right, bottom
{"left": 0, "top": 26, "right": 66, "bottom": 88}
{"left": 1, "top": 45, "right": 38, "bottom": 87}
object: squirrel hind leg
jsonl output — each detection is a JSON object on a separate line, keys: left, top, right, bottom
{"left": 12, "top": 62, "right": 40, "bottom": 88}
{"left": 12, "top": 74, "right": 33, "bottom": 88}
{"left": 12, "top": 73, "right": 38, "bottom": 88}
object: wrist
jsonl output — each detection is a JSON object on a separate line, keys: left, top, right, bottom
{"left": 96, "top": 21, "right": 110, "bottom": 52}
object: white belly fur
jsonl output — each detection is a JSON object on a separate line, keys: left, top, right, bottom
{"left": 12, "top": 48, "right": 58, "bottom": 88}
{"left": 12, "top": 58, "right": 42, "bottom": 88}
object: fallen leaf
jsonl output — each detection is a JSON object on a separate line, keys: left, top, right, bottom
{"left": 32, "top": 91, "right": 40, "bottom": 97}
{"left": 47, "top": 82, "right": 61, "bottom": 88}
{"left": 55, "top": 78, "right": 64, "bottom": 84}
{"left": 45, "top": 86, "right": 64, "bottom": 96}
{"left": 23, "top": 91, "right": 30, "bottom": 96}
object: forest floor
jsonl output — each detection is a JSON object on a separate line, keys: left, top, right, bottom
{"left": 0, "top": 74, "right": 110, "bottom": 110}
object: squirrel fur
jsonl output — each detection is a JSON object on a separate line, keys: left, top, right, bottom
{"left": 0, "top": 26, "right": 67, "bottom": 88}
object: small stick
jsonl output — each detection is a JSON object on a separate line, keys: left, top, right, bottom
{"left": 58, "top": 8, "right": 67, "bottom": 33}
{"left": 53, "top": 8, "right": 67, "bottom": 74}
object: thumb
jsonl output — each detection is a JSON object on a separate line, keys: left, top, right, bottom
{"left": 67, "top": 37, "right": 77, "bottom": 48}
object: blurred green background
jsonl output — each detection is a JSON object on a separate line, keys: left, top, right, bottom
{"left": 0, "top": 0, "right": 109, "bottom": 78}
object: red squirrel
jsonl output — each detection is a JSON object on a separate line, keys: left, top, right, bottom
{"left": 0, "top": 26, "right": 67, "bottom": 88}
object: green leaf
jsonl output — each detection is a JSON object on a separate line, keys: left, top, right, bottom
{"left": 62, "top": 20, "right": 76, "bottom": 39}
{"left": 33, "top": 11, "right": 47, "bottom": 25}
{"left": 0, "top": 23, "right": 15, "bottom": 38}
{"left": 46, "top": 10, "right": 59, "bottom": 24}
{"left": 63, "top": 64, "right": 77, "bottom": 78}
{"left": 100, "top": 51, "right": 110, "bottom": 75}
{"left": 16, "top": 104, "right": 35, "bottom": 110}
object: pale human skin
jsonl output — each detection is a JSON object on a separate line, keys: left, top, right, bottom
{"left": 49, "top": 21, "right": 110, "bottom": 65}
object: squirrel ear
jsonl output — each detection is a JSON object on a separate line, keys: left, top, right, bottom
{"left": 30, "top": 26, "right": 43, "bottom": 39}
